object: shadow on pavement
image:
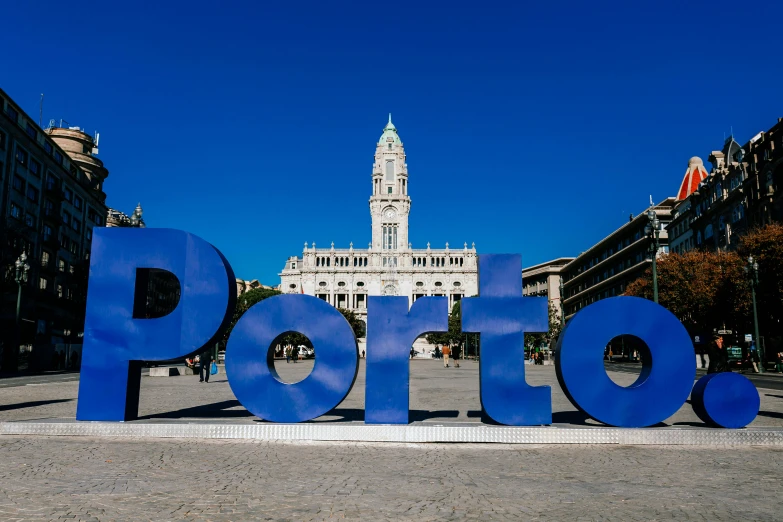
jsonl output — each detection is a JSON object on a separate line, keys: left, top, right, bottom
{"left": 467, "top": 409, "right": 597, "bottom": 426}
{"left": 466, "top": 410, "right": 502, "bottom": 425}
{"left": 757, "top": 410, "right": 783, "bottom": 420}
{"left": 138, "top": 400, "right": 253, "bottom": 420}
{"left": 551, "top": 410, "right": 592, "bottom": 425}
{"left": 258, "top": 408, "right": 463, "bottom": 424}
{"left": 0, "top": 399, "right": 74, "bottom": 412}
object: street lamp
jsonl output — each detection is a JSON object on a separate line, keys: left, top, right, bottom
{"left": 12, "top": 252, "right": 30, "bottom": 371}
{"left": 644, "top": 209, "right": 662, "bottom": 303}
{"left": 745, "top": 256, "right": 764, "bottom": 373}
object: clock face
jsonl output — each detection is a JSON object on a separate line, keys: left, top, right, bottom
{"left": 384, "top": 209, "right": 396, "bottom": 219}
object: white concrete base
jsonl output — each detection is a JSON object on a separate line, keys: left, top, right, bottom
{"left": 1, "top": 420, "right": 781, "bottom": 446}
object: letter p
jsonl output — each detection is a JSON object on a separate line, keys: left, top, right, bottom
{"left": 76, "top": 228, "right": 236, "bottom": 421}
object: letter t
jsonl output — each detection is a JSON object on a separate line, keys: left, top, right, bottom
{"left": 461, "top": 254, "right": 551, "bottom": 425}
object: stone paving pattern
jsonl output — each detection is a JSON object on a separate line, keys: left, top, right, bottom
{"left": 0, "top": 436, "right": 781, "bottom": 521}
{"left": 1, "top": 361, "right": 783, "bottom": 520}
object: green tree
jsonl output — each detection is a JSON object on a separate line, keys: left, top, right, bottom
{"left": 524, "top": 302, "right": 563, "bottom": 352}
{"left": 425, "top": 300, "right": 479, "bottom": 355}
{"left": 624, "top": 250, "right": 750, "bottom": 337}
{"left": 738, "top": 224, "right": 783, "bottom": 356}
{"left": 336, "top": 307, "right": 366, "bottom": 338}
{"left": 223, "top": 290, "right": 369, "bottom": 350}
{"left": 223, "top": 287, "right": 281, "bottom": 345}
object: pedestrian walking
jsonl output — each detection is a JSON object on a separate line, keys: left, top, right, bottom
{"left": 750, "top": 345, "right": 760, "bottom": 373}
{"left": 776, "top": 351, "right": 783, "bottom": 373}
{"left": 285, "top": 346, "right": 291, "bottom": 364}
{"left": 442, "top": 344, "right": 451, "bottom": 368}
{"left": 291, "top": 345, "right": 298, "bottom": 363}
{"left": 608, "top": 349, "right": 613, "bottom": 363}
{"left": 362, "top": 349, "right": 366, "bottom": 359}
{"left": 199, "top": 349, "right": 213, "bottom": 383}
{"left": 453, "top": 346, "right": 460, "bottom": 368}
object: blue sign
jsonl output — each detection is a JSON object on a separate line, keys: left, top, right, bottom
{"left": 76, "top": 228, "right": 760, "bottom": 429}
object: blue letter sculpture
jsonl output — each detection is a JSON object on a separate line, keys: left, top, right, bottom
{"left": 226, "top": 295, "right": 359, "bottom": 423}
{"left": 555, "top": 296, "right": 695, "bottom": 427}
{"left": 365, "top": 296, "right": 448, "bottom": 424}
{"left": 691, "top": 373, "right": 759, "bottom": 428}
{"left": 462, "top": 254, "right": 550, "bottom": 425}
{"left": 76, "top": 228, "right": 236, "bottom": 421}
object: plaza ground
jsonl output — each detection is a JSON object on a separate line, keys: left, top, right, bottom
{"left": 1, "top": 361, "right": 782, "bottom": 520}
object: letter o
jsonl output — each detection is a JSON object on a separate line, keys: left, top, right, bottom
{"left": 555, "top": 297, "right": 696, "bottom": 427}
{"left": 226, "top": 295, "right": 359, "bottom": 423}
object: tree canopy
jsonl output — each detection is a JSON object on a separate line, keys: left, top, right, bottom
{"left": 624, "top": 224, "right": 783, "bottom": 350}
{"left": 222, "top": 289, "right": 367, "bottom": 349}
{"left": 738, "top": 224, "right": 783, "bottom": 346}
{"left": 222, "top": 287, "right": 282, "bottom": 345}
{"left": 425, "top": 299, "right": 479, "bottom": 353}
{"left": 524, "top": 301, "right": 563, "bottom": 351}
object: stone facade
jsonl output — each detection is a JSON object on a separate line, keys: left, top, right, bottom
{"left": 521, "top": 257, "right": 574, "bottom": 321}
{"left": 236, "top": 278, "right": 275, "bottom": 296}
{"left": 107, "top": 203, "right": 145, "bottom": 228}
{"left": 0, "top": 88, "right": 109, "bottom": 368}
{"left": 279, "top": 116, "right": 478, "bottom": 332}
{"left": 668, "top": 118, "right": 783, "bottom": 254}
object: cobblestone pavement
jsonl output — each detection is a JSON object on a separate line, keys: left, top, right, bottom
{"left": 0, "top": 436, "right": 781, "bottom": 521}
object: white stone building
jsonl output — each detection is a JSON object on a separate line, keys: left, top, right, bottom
{"left": 279, "top": 116, "right": 478, "bottom": 332}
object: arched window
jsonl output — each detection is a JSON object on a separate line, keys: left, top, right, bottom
{"left": 385, "top": 160, "right": 394, "bottom": 181}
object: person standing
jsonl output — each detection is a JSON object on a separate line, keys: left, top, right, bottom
{"left": 442, "top": 344, "right": 451, "bottom": 368}
{"left": 362, "top": 349, "right": 366, "bottom": 359}
{"left": 199, "top": 349, "right": 213, "bottom": 383}
{"left": 707, "top": 335, "right": 718, "bottom": 374}
{"left": 291, "top": 345, "right": 298, "bottom": 363}
{"left": 776, "top": 351, "right": 783, "bottom": 373}
{"left": 285, "top": 346, "right": 291, "bottom": 364}
{"left": 709, "top": 335, "right": 729, "bottom": 374}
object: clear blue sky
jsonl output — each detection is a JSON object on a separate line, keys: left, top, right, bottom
{"left": 3, "top": 1, "right": 781, "bottom": 283}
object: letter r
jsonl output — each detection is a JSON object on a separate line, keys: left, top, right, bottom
{"left": 76, "top": 228, "right": 236, "bottom": 421}
{"left": 365, "top": 296, "right": 448, "bottom": 424}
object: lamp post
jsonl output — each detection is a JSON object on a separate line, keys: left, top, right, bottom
{"left": 745, "top": 256, "right": 764, "bottom": 373}
{"left": 644, "top": 210, "right": 662, "bottom": 303}
{"left": 11, "top": 253, "right": 30, "bottom": 372}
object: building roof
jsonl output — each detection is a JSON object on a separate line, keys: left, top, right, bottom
{"left": 522, "top": 257, "right": 575, "bottom": 274}
{"left": 378, "top": 113, "right": 402, "bottom": 145}
{"left": 677, "top": 156, "right": 708, "bottom": 200}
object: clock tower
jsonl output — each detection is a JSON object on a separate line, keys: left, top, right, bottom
{"left": 370, "top": 114, "right": 410, "bottom": 255}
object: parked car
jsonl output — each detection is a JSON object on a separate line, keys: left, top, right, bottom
{"left": 727, "top": 346, "right": 744, "bottom": 367}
